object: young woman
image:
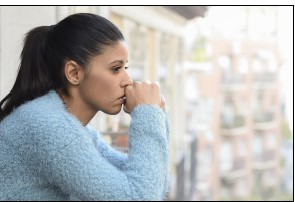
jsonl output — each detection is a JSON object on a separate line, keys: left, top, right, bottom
{"left": 0, "top": 13, "right": 170, "bottom": 201}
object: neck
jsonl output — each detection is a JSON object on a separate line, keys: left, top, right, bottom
{"left": 56, "top": 89, "right": 96, "bottom": 126}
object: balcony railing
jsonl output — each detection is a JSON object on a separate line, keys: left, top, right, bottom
{"left": 222, "top": 72, "right": 247, "bottom": 85}
{"left": 176, "top": 156, "right": 186, "bottom": 201}
{"left": 221, "top": 114, "right": 246, "bottom": 129}
{"left": 220, "top": 157, "right": 247, "bottom": 178}
{"left": 190, "top": 138, "right": 197, "bottom": 196}
{"left": 101, "top": 130, "right": 129, "bottom": 153}
{"left": 253, "top": 149, "right": 276, "bottom": 162}
{"left": 253, "top": 73, "right": 276, "bottom": 83}
{"left": 253, "top": 149, "right": 276, "bottom": 170}
{"left": 253, "top": 112, "right": 275, "bottom": 123}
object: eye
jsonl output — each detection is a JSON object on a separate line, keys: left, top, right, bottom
{"left": 111, "top": 66, "right": 129, "bottom": 74}
{"left": 112, "top": 66, "right": 121, "bottom": 73}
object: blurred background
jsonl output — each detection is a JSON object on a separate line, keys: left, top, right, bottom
{"left": 0, "top": 6, "right": 293, "bottom": 201}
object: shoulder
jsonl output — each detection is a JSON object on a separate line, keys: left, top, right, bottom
{"left": 1, "top": 90, "right": 84, "bottom": 138}
{"left": 12, "top": 90, "right": 65, "bottom": 124}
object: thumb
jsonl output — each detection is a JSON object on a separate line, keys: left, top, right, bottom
{"left": 123, "top": 104, "right": 130, "bottom": 114}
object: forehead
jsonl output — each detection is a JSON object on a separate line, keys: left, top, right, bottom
{"left": 91, "top": 41, "right": 128, "bottom": 65}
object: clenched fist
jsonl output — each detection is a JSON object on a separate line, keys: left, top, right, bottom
{"left": 123, "top": 81, "right": 165, "bottom": 114}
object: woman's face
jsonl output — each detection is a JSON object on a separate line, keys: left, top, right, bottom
{"left": 78, "top": 41, "right": 132, "bottom": 115}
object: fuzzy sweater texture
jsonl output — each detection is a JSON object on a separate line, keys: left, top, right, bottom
{"left": 0, "top": 90, "right": 170, "bottom": 201}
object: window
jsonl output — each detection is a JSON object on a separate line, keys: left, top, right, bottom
{"left": 124, "top": 19, "right": 147, "bottom": 81}
{"left": 253, "top": 135, "right": 263, "bottom": 156}
{"left": 219, "top": 141, "right": 233, "bottom": 172}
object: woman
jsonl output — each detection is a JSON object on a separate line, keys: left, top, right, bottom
{"left": 0, "top": 13, "right": 170, "bottom": 201}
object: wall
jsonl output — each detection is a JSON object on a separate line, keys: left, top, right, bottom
{"left": 0, "top": 6, "right": 56, "bottom": 99}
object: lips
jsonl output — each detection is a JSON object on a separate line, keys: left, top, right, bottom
{"left": 119, "top": 95, "right": 126, "bottom": 104}
{"left": 119, "top": 95, "right": 126, "bottom": 99}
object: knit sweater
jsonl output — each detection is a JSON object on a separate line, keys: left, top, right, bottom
{"left": 0, "top": 90, "right": 170, "bottom": 201}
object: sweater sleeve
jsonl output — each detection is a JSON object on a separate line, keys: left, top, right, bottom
{"left": 32, "top": 105, "right": 169, "bottom": 201}
{"left": 87, "top": 125, "right": 128, "bottom": 170}
{"left": 88, "top": 108, "right": 171, "bottom": 199}
{"left": 88, "top": 109, "right": 170, "bottom": 199}
{"left": 163, "top": 108, "right": 171, "bottom": 200}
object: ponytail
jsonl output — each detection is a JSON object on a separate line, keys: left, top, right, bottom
{"left": 0, "top": 26, "right": 53, "bottom": 122}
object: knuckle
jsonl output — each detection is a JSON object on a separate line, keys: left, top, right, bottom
{"left": 129, "top": 79, "right": 134, "bottom": 85}
{"left": 134, "top": 81, "right": 141, "bottom": 86}
{"left": 152, "top": 82, "right": 160, "bottom": 88}
{"left": 125, "top": 85, "right": 132, "bottom": 91}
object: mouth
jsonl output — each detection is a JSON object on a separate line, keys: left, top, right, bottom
{"left": 119, "top": 95, "right": 126, "bottom": 104}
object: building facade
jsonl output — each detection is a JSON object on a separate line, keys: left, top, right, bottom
{"left": 185, "top": 6, "right": 283, "bottom": 200}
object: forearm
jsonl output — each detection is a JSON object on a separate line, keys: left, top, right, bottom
{"left": 127, "top": 105, "right": 169, "bottom": 199}
{"left": 41, "top": 105, "right": 169, "bottom": 201}
{"left": 163, "top": 108, "right": 171, "bottom": 199}
{"left": 95, "top": 137, "right": 128, "bottom": 169}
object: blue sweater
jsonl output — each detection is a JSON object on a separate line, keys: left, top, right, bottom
{"left": 0, "top": 90, "right": 170, "bottom": 201}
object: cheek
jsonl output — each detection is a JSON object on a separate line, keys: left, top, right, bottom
{"left": 86, "top": 74, "right": 116, "bottom": 96}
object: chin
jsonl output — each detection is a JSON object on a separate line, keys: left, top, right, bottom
{"left": 103, "top": 107, "right": 122, "bottom": 115}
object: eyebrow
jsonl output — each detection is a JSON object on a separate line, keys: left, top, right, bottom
{"left": 109, "top": 60, "right": 128, "bottom": 65}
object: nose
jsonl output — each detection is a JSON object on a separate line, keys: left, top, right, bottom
{"left": 120, "top": 71, "right": 133, "bottom": 88}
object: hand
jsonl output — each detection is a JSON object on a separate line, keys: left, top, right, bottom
{"left": 160, "top": 94, "right": 166, "bottom": 112}
{"left": 123, "top": 81, "right": 163, "bottom": 114}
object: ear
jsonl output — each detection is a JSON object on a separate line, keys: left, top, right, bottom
{"left": 64, "top": 60, "right": 85, "bottom": 85}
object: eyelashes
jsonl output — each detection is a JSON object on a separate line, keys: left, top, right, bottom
{"left": 112, "top": 66, "right": 129, "bottom": 73}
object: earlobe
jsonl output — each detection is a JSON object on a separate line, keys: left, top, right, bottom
{"left": 64, "top": 60, "right": 84, "bottom": 85}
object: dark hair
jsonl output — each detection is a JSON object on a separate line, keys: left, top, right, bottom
{"left": 0, "top": 13, "right": 124, "bottom": 122}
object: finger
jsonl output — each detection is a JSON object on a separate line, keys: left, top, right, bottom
{"left": 160, "top": 94, "right": 166, "bottom": 111}
{"left": 125, "top": 84, "right": 133, "bottom": 94}
{"left": 154, "top": 81, "right": 160, "bottom": 87}
{"left": 123, "top": 104, "right": 130, "bottom": 114}
{"left": 143, "top": 80, "right": 151, "bottom": 84}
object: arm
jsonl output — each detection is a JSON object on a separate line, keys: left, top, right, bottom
{"left": 87, "top": 109, "right": 170, "bottom": 174}
{"left": 89, "top": 109, "right": 170, "bottom": 199}
{"left": 34, "top": 105, "right": 169, "bottom": 201}
{"left": 163, "top": 108, "right": 171, "bottom": 200}
{"left": 87, "top": 125, "right": 128, "bottom": 170}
